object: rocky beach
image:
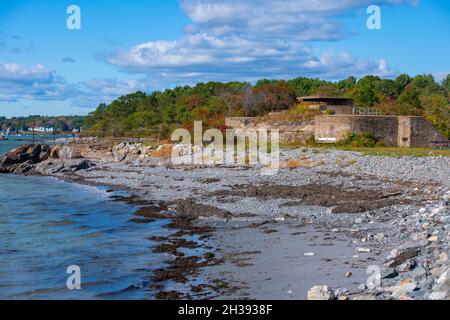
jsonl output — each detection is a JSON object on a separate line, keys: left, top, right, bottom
{"left": 0, "top": 139, "right": 449, "bottom": 300}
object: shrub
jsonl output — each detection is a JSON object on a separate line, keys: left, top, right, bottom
{"left": 339, "top": 132, "right": 381, "bottom": 148}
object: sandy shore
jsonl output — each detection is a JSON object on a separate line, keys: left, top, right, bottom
{"left": 1, "top": 142, "right": 449, "bottom": 300}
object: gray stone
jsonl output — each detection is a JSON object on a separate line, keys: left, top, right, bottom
{"left": 307, "top": 285, "right": 335, "bottom": 300}
{"left": 397, "top": 259, "right": 417, "bottom": 273}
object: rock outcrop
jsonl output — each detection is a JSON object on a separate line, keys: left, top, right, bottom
{"left": 0, "top": 144, "right": 94, "bottom": 175}
{"left": 112, "top": 142, "right": 154, "bottom": 162}
{"left": 0, "top": 144, "right": 50, "bottom": 174}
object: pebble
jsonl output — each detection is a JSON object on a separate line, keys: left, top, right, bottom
{"left": 428, "top": 292, "right": 447, "bottom": 300}
{"left": 307, "top": 285, "right": 335, "bottom": 300}
{"left": 387, "top": 249, "right": 399, "bottom": 259}
{"left": 352, "top": 295, "right": 376, "bottom": 300}
{"left": 374, "top": 233, "right": 385, "bottom": 241}
{"left": 397, "top": 259, "right": 417, "bottom": 273}
{"left": 433, "top": 269, "right": 449, "bottom": 292}
{"left": 391, "top": 281, "right": 417, "bottom": 300}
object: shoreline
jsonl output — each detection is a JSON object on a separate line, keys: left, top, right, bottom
{"left": 1, "top": 141, "right": 449, "bottom": 300}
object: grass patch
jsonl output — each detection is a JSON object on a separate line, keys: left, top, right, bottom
{"left": 333, "top": 146, "right": 450, "bottom": 157}
{"left": 279, "top": 141, "right": 450, "bottom": 157}
{"left": 279, "top": 132, "right": 450, "bottom": 157}
{"left": 337, "top": 132, "right": 384, "bottom": 148}
{"left": 279, "top": 156, "right": 324, "bottom": 169}
{"left": 335, "top": 157, "right": 358, "bottom": 167}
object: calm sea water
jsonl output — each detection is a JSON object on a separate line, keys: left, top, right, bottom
{"left": 0, "top": 137, "right": 171, "bottom": 299}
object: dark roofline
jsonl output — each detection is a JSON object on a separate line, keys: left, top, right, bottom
{"left": 297, "top": 96, "right": 353, "bottom": 101}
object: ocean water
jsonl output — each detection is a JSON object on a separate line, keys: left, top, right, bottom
{"left": 0, "top": 175, "right": 173, "bottom": 299}
{"left": 0, "top": 137, "right": 171, "bottom": 299}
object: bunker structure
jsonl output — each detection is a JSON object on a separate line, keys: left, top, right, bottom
{"left": 297, "top": 96, "right": 354, "bottom": 115}
{"left": 314, "top": 115, "right": 446, "bottom": 148}
{"left": 225, "top": 97, "right": 447, "bottom": 148}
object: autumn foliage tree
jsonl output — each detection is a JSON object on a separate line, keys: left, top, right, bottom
{"left": 83, "top": 74, "right": 450, "bottom": 138}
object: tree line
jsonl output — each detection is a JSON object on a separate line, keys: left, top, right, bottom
{"left": 74, "top": 74, "right": 450, "bottom": 139}
{"left": 0, "top": 115, "right": 84, "bottom": 133}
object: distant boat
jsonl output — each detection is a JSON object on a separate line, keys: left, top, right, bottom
{"left": 0, "top": 135, "right": 8, "bottom": 141}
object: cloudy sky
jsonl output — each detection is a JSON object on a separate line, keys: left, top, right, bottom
{"left": 0, "top": 0, "right": 449, "bottom": 117}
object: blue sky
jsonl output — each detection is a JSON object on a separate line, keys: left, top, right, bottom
{"left": 0, "top": 0, "right": 449, "bottom": 117}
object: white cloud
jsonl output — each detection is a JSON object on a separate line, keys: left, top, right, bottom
{"left": 0, "top": 62, "right": 50, "bottom": 83}
{"left": 0, "top": 62, "right": 148, "bottom": 108}
{"left": 72, "top": 78, "right": 148, "bottom": 108}
{"left": 0, "top": 62, "right": 74, "bottom": 102}
{"left": 104, "top": 0, "right": 418, "bottom": 83}
{"left": 1, "top": 0, "right": 420, "bottom": 110}
{"left": 105, "top": 34, "right": 396, "bottom": 83}
{"left": 180, "top": 0, "right": 418, "bottom": 39}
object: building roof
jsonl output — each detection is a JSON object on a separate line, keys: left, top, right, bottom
{"left": 297, "top": 96, "right": 353, "bottom": 101}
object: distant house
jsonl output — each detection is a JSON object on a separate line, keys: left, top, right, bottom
{"left": 28, "top": 126, "right": 54, "bottom": 133}
{"left": 297, "top": 96, "right": 354, "bottom": 115}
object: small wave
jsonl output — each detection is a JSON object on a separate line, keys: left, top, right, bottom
{"left": 95, "top": 280, "right": 150, "bottom": 298}
{"left": 40, "top": 219, "right": 75, "bottom": 227}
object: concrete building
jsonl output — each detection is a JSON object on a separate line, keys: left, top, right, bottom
{"left": 314, "top": 115, "right": 446, "bottom": 148}
{"left": 225, "top": 117, "right": 314, "bottom": 144}
{"left": 297, "top": 96, "right": 354, "bottom": 115}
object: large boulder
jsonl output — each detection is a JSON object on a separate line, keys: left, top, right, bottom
{"left": 49, "top": 145, "right": 61, "bottom": 159}
{"left": 35, "top": 159, "right": 95, "bottom": 175}
{"left": 58, "top": 145, "right": 83, "bottom": 159}
{"left": 27, "top": 144, "right": 42, "bottom": 162}
{"left": 0, "top": 144, "right": 56, "bottom": 173}
{"left": 13, "top": 160, "right": 34, "bottom": 174}
{"left": 112, "top": 142, "right": 153, "bottom": 162}
{"left": 0, "top": 144, "right": 50, "bottom": 173}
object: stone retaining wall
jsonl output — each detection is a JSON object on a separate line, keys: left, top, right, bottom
{"left": 315, "top": 115, "right": 445, "bottom": 147}
{"left": 225, "top": 117, "right": 314, "bottom": 143}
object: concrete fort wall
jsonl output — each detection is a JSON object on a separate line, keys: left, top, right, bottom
{"left": 314, "top": 115, "right": 398, "bottom": 146}
{"left": 399, "top": 116, "right": 446, "bottom": 147}
{"left": 225, "top": 117, "right": 314, "bottom": 143}
{"left": 315, "top": 115, "right": 445, "bottom": 147}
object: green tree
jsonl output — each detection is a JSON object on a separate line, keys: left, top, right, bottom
{"left": 442, "top": 74, "right": 450, "bottom": 93}
{"left": 379, "top": 79, "right": 400, "bottom": 98}
{"left": 336, "top": 76, "right": 357, "bottom": 90}
{"left": 287, "top": 77, "right": 326, "bottom": 96}
{"left": 395, "top": 74, "right": 412, "bottom": 91}
{"left": 397, "top": 84, "right": 421, "bottom": 108}
{"left": 411, "top": 74, "right": 440, "bottom": 93}
{"left": 421, "top": 94, "right": 450, "bottom": 137}
{"left": 355, "top": 81, "right": 379, "bottom": 107}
